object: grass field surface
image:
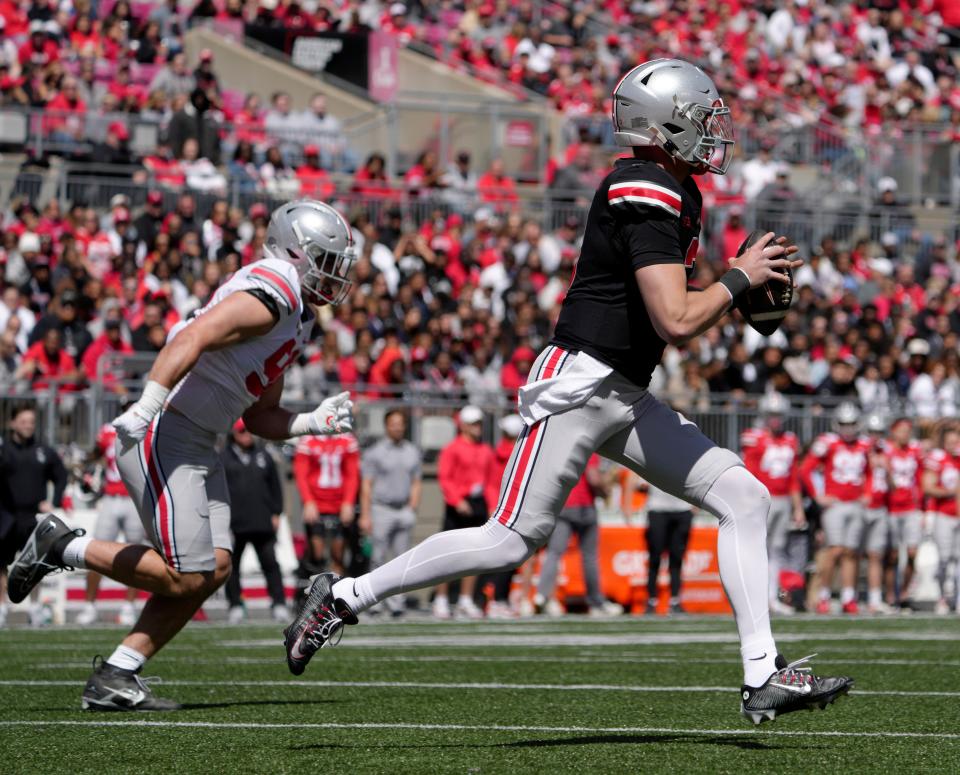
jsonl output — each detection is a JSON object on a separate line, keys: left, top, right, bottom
{"left": 1, "top": 615, "right": 959, "bottom": 774}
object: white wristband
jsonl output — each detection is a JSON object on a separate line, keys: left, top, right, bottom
{"left": 137, "top": 380, "right": 170, "bottom": 420}
{"left": 287, "top": 412, "right": 315, "bottom": 437}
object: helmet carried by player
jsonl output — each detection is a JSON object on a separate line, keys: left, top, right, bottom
{"left": 865, "top": 413, "right": 886, "bottom": 435}
{"left": 612, "top": 58, "right": 734, "bottom": 174}
{"left": 265, "top": 199, "right": 358, "bottom": 306}
{"left": 833, "top": 402, "right": 861, "bottom": 440}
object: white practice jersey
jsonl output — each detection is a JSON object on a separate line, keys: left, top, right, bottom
{"left": 167, "top": 255, "right": 314, "bottom": 433}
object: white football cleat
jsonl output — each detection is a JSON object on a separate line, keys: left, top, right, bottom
{"left": 589, "top": 601, "right": 624, "bottom": 617}
{"left": 516, "top": 598, "right": 535, "bottom": 617}
{"left": 769, "top": 599, "right": 795, "bottom": 616}
{"left": 76, "top": 603, "right": 98, "bottom": 626}
{"left": 486, "top": 601, "right": 515, "bottom": 619}
{"left": 544, "top": 599, "right": 565, "bottom": 617}
{"left": 432, "top": 595, "right": 451, "bottom": 620}
{"left": 867, "top": 601, "right": 896, "bottom": 616}
{"left": 456, "top": 597, "right": 484, "bottom": 620}
{"left": 117, "top": 602, "right": 137, "bottom": 627}
{"left": 272, "top": 604, "right": 291, "bottom": 623}
{"left": 935, "top": 599, "right": 951, "bottom": 616}
{"left": 228, "top": 605, "right": 246, "bottom": 625}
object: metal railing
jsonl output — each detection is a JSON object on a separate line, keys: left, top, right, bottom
{"left": 2, "top": 361, "right": 930, "bottom": 454}
{"left": 6, "top": 165, "right": 954, "bottom": 252}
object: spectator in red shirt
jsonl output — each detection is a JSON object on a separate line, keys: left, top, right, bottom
{"left": 143, "top": 141, "right": 186, "bottom": 189}
{"left": 433, "top": 405, "right": 499, "bottom": 619}
{"left": 477, "top": 158, "right": 519, "bottom": 205}
{"left": 352, "top": 152, "right": 395, "bottom": 199}
{"left": 69, "top": 14, "right": 101, "bottom": 57}
{"left": 16, "top": 328, "right": 81, "bottom": 392}
{"left": 296, "top": 145, "right": 335, "bottom": 199}
{"left": 500, "top": 345, "right": 535, "bottom": 396}
{"left": 81, "top": 318, "right": 133, "bottom": 390}
{"left": 383, "top": 3, "right": 415, "bottom": 44}
{"left": 18, "top": 21, "right": 59, "bottom": 69}
{"left": 45, "top": 76, "right": 86, "bottom": 141}
{"left": 720, "top": 207, "right": 749, "bottom": 263}
{"left": 534, "top": 455, "right": 620, "bottom": 616}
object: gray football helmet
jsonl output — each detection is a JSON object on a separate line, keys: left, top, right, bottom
{"left": 612, "top": 58, "right": 734, "bottom": 174}
{"left": 833, "top": 402, "right": 862, "bottom": 438}
{"left": 865, "top": 413, "right": 886, "bottom": 434}
{"left": 759, "top": 392, "right": 790, "bottom": 416}
{"left": 265, "top": 199, "right": 357, "bottom": 306}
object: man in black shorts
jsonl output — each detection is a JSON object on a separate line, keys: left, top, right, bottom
{"left": 432, "top": 406, "right": 497, "bottom": 619}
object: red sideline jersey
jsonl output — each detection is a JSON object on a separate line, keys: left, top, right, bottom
{"left": 740, "top": 428, "right": 800, "bottom": 497}
{"left": 886, "top": 441, "right": 923, "bottom": 514}
{"left": 923, "top": 448, "right": 960, "bottom": 517}
{"left": 293, "top": 433, "right": 360, "bottom": 514}
{"left": 800, "top": 433, "right": 871, "bottom": 502}
{"left": 96, "top": 423, "right": 128, "bottom": 497}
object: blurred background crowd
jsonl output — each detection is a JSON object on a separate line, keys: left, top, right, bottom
{"left": 0, "top": 0, "right": 957, "bottom": 423}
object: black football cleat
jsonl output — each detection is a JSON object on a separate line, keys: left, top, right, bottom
{"left": 7, "top": 514, "right": 85, "bottom": 604}
{"left": 740, "top": 654, "right": 853, "bottom": 725}
{"left": 283, "top": 573, "right": 357, "bottom": 676}
{"left": 81, "top": 657, "right": 181, "bottom": 712}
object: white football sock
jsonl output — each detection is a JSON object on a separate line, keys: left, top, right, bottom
{"left": 106, "top": 644, "right": 146, "bottom": 672}
{"left": 819, "top": 586, "right": 832, "bottom": 602}
{"left": 868, "top": 587, "right": 882, "bottom": 607}
{"left": 335, "top": 520, "right": 535, "bottom": 615}
{"left": 700, "top": 466, "right": 778, "bottom": 687}
{"left": 61, "top": 536, "right": 92, "bottom": 569}
{"left": 767, "top": 552, "right": 780, "bottom": 605}
{"left": 840, "top": 586, "right": 855, "bottom": 605}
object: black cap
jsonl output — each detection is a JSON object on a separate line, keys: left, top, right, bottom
{"left": 60, "top": 289, "right": 79, "bottom": 305}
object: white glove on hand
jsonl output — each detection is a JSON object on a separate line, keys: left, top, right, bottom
{"left": 290, "top": 391, "right": 354, "bottom": 436}
{"left": 112, "top": 381, "right": 170, "bottom": 451}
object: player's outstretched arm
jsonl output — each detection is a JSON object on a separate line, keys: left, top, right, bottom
{"left": 113, "top": 293, "right": 277, "bottom": 449}
{"left": 243, "top": 377, "right": 354, "bottom": 441}
{"left": 636, "top": 233, "right": 800, "bottom": 346}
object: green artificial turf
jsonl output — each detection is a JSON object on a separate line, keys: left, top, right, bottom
{"left": 1, "top": 615, "right": 959, "bottom": 774}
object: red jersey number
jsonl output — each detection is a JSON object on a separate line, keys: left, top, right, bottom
{"left": 245, "top": 339, "right": 299, "bottom": 398}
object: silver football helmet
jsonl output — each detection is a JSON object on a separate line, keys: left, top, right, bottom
{"left": 865, "top": 413, "right": 886, "bottom": 434}
{"left": 612, "top": 58, "right": 734, "bottom": 174}
{"left": 759, "top": 392, "right": 790, "bottom": 416}
{"left": 266, "top": 199, "right": 357, "bottom": 306}
{"left": 833, "top": 402, "right": 862, "bottom": 438}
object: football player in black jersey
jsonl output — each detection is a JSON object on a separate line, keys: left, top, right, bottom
{"left": 288, "top": 58, "right": 853, "bottom": 724}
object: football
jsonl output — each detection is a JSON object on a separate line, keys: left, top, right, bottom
{"left": 734, "top": 229, "right": 794, "bottom": 336}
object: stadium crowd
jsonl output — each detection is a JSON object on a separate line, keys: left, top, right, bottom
{"left": 1, "top": 1, "right": 959, "bottom": 172}
{"left": 0, "top": 1, "right": 956, "bottom": 473}
{"left": 0, "top": 181, "right": 958, "bottom": 421}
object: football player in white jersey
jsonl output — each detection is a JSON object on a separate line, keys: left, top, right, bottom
{"left": 7, "top": 199, "right": 357, "bottom": 711}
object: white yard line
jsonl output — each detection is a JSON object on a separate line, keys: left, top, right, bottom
{"left": 0, "top": 678, "right": 956, "bottom": 698}
{"left": 216, "top": 630, "right": 960, "bottom": 649}
{"left": 0, "top": 719, "right": 958, "bottom": 740}
{"left": 34, "top": 656, "right": 960, "bottom": 669}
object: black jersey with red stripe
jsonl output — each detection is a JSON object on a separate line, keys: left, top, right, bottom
{"left": 551, "top": 158, "right": 702, "bottom": 388}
